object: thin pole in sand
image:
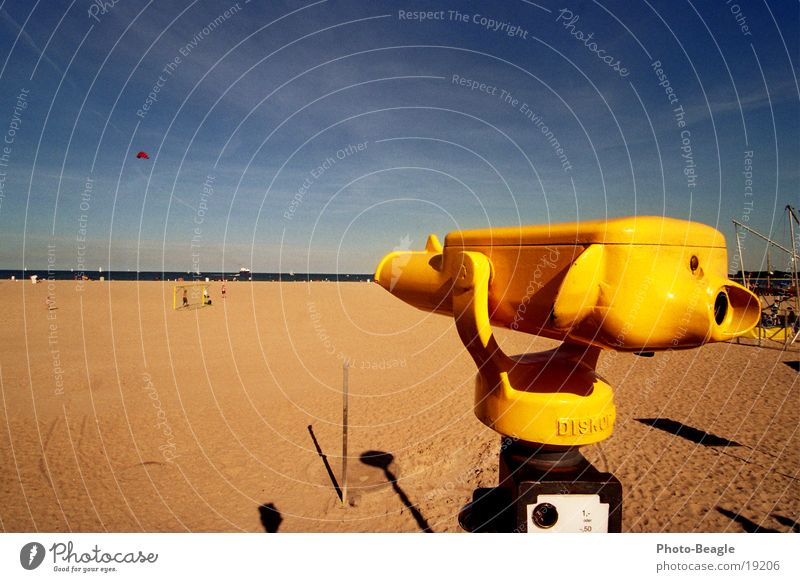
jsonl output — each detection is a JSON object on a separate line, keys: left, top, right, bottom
{"left": 341, "top": 360, "right": 350, "bottom": 505}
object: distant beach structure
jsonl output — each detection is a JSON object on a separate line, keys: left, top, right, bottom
{"left": 173, "top": 282, "right": 212, "bottom": 310}
{"left": 732, "top": 207, "right": 799, "bottom": 350}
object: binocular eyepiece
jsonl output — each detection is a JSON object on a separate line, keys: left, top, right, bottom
{"left": 375, "top": 216, "right": 759, "bottom": 447}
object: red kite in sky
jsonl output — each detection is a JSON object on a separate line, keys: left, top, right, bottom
{"left": 136, "top": 151, "right": 149, "bottom": 159}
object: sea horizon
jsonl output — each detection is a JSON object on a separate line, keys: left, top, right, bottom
{"left": 0, "top": 269, "right": 373, "bottom": 282}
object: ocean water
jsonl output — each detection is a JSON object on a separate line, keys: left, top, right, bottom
{"left": 0, "top": 270, "right": 372, "bottom": 282}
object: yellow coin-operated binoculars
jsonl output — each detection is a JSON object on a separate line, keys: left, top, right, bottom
{"left": 375, "top": 216, "right": 759, "bottom": 532}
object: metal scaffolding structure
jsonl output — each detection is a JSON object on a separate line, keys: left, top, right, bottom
{"left": 732, "top": 205, "right": 799, "bottom": 349}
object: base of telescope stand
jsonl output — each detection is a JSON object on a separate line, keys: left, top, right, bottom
{"left": 459, "top": 441, "right": 622, "bottom": 533}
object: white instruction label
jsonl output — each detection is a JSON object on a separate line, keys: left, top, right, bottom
{"left": 526, "top": 494, "right": 608, "bottom": 533}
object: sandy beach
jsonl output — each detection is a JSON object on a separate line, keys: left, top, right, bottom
{"left": 0, "top": 280, "right": 797, "bottom": 533}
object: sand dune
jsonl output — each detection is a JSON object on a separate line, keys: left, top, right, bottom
{"left": 0, "top": 280, "right": 797, "bottom": 532}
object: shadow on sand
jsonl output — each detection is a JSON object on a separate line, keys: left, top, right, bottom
{"left": 771, "top": 514, "right": 800, "bottom": 532}
{"left": 307, "top": 424, "right": 342, "bottom": 501}
{"left": 360, "top": 451, "right": 432, "bottom": 533}
{"left": 636, "top": 418, "right": 742, "bottom": 447}
{"left": 716, "top": 507, "right": 778, "bottom": 532}
{"left": 258, "top": 503, "right": 282, "bottom": 533}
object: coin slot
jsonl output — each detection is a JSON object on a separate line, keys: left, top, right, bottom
{"left": 531, "top": 502, "right": 559, "bottom": 529}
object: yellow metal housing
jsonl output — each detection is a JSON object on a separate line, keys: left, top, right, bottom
{"left": 374, "top": 216, "right": 760, "bottom": 446}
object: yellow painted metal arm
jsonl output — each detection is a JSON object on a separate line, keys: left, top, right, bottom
{"left": 449, "top": 250, "right": 614, "bottom": 446}
{"left": 451, "top": 251, "right": 510, "bottom": 376}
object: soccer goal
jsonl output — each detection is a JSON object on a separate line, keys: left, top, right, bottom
{"left": 173, "top": 283, "right": 211, "bottom": 309}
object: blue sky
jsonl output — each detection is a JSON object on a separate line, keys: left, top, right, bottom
{"left": 0, "top": 0, "right": 796, "bottom": 273}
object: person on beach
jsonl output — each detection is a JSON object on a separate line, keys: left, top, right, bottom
{"left": 182, "top": 288, "right": 188, "bottom": 308}
{"left": 203, "top": 288, "right": 212, "bottom": 305}
{"left": 221, "top": 281, "right": 226, "bottom": 300}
